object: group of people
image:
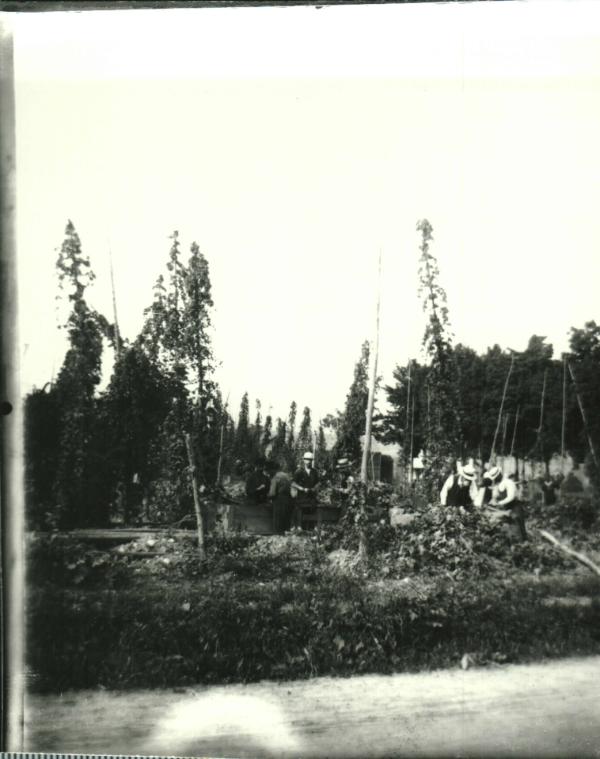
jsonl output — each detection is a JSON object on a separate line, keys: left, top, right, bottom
{"left": 244, "top": 452, "right": 354, "bottom": 534}
{"left": 439, "top": 462, "right": 528, "bottom": 541}
{"left": 244, "top": 452, "right": 320, "bottom": 534}
{"left": 245, "top": 451, "right": 540, "bottom": 542}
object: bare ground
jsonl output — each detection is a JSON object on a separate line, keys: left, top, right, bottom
{"left": 24, "top": 655, "right": 600, "bottom": 758}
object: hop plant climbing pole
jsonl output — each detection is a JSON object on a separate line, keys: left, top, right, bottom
{"left": 359, "top": 251, "right": 382, "bottom": 561}
{"left": 360, "top": 251, "right": 382, "bottom": 484}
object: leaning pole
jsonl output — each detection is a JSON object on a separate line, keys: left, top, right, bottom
{"left": 490, "top": 352, "right": 515, "bottom": 462}
{"left": 567, "top": 359, "right": 599, "bottom": 471}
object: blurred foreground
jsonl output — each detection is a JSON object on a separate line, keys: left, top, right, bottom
{"left": 25, "top": 655, "right": 600, "bottom": 758}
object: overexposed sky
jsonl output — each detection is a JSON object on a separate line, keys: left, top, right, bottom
{"left": 10, "top": 2, "right": 600, "bottom": 422}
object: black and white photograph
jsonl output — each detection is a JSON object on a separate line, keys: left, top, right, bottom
{"left": 3, "top": 1, "right": 600, "bottom": 757}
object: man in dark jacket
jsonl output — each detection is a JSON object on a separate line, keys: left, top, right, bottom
{"left": 267, "top": 460, "right": 293, "bottom": 534}
{"left": 291, "top": 451, "right": 320, "bottom": 528}
{"left": 541, "top": 474, "right": 559, "bottom": 506}
{"left": 245, "top": 457, "right": 271, "bottom": 505}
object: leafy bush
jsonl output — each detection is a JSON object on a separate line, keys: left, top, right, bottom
{"left": 27, "top": 573, "right": 600, "bottom": 692}
{"left": 319, "top": 481, "right": 403, "bottom": 551}
{"left": 321, "top": 500, "right": 573, "bottom": 577}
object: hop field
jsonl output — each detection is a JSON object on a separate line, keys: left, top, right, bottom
{"left": 26, "top": 491, "right": 600, "bottom": 692}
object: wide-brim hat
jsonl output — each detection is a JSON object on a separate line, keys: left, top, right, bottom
{"left": 485, "top": 465, "right": 502, "bottom": 482}
{"left": 460, "top": 464, "right": 476, "bottom": 481}
{"left": 336, "top": 457, "right": 350, "bottom": 469}
{"left": 303, "top": 451, "right": 314, "bottom": 460}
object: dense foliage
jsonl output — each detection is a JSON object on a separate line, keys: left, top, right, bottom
{"left": 51, "top": 221, "right": 106, "bottom": 527}
{"left": 24, "top": 223, "right": 329, "bottom": 528}
{"left": 27, "top": 513, "right": 600, "bottom": 692}
{"left": 25, "top": 224, "right": 225, "bottom": 527}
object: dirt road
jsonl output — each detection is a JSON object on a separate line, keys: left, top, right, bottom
{"left": 25, "top": 656, "right": 600, "bottom": 758}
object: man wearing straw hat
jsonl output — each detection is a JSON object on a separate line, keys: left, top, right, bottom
{"left": 440, "top": 463, "right": 478, "bottom": 508}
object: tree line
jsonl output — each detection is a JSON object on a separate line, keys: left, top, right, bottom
{"left": 377, "top": 220, "right": 600, "bottom": 495}
{"left": 379, "top": 332, "right": 600, "bottom": 470}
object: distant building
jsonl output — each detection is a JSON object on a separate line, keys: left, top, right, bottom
{"left": 361, "top": 436, "right": 404, "bottom": 485}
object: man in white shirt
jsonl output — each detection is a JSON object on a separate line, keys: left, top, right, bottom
{"left": 485, "top": 466, "right": 528, "bottom": 541}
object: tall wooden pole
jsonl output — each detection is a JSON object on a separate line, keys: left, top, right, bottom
{"left": 426, "top": 381, "right": 431, "bottom": 452}
{"left": 501, "top": 413, "right": 509, "bottom": 457}
{"left": 538, "top": 368, "right": 547, "bottom": 436}
{"left": 567, "top": 360, "right": 599, "bottom": 471}
{"left": 509, "top": 405, "right": 520, "bottom": 458}
{"left": 490, "top": 353, "right": 515, "bottom": 462}
{"left": 108, "top": 244, "right": 121, "bottom": 362}
{"left": 216, "top": 393, "right": 230, "bottom": 487}
{"left": 184, "top": 433, "right": 206, "bottom": 560}
{"left": 405, "top": 359, "right": 412, "bottom": 481}
{"left": 408, "top": 386, "right": 415, "bottom": 483}
{"left": 358, "top": 251, "right": 382, "bottom": 562}
{"left": 216, "top": 423, "right": 226, "bottom": 485}
{"left": 561, "top": 356, "right": 567, "bottom": 474}
{"left": 360, "top": 251, "right": 382, "bottom": 483}
{"left": 538, "top": 367, "right": 548, "bottom": 469}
